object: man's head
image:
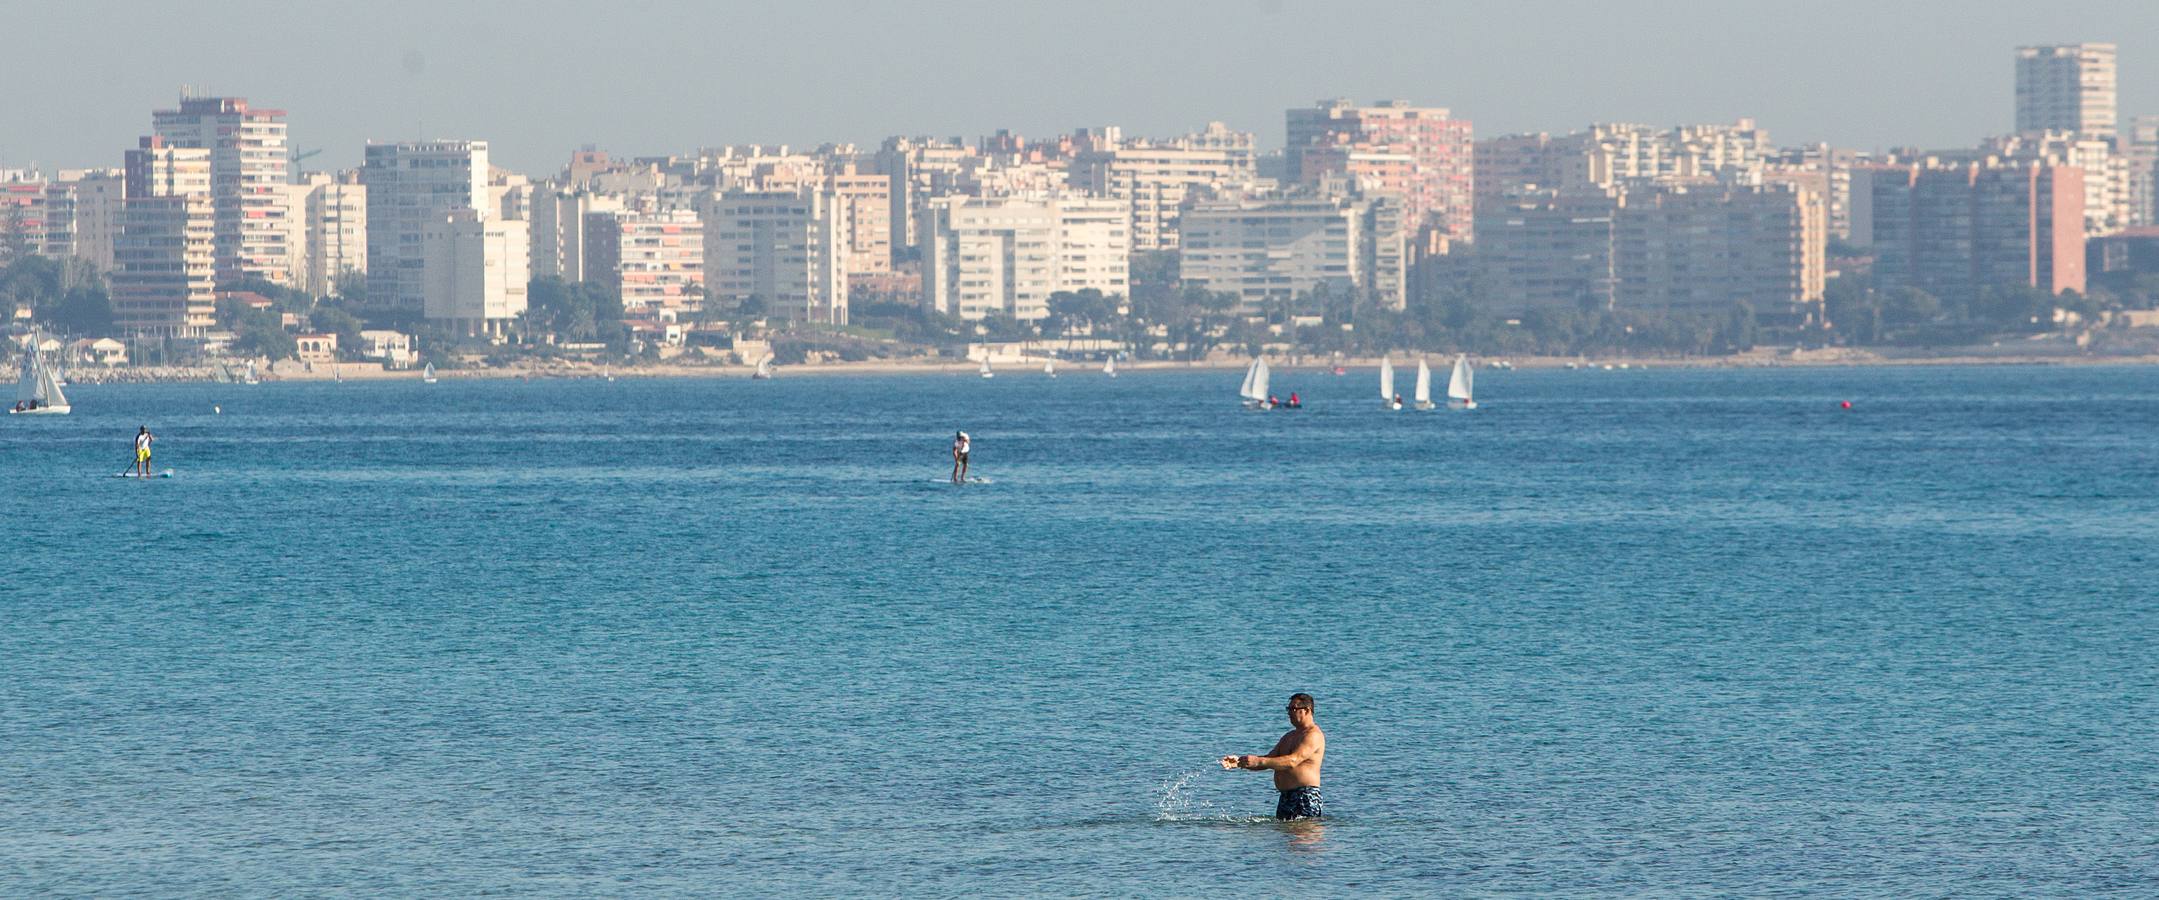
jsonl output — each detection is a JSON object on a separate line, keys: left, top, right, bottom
{"left": 1286, "top": 693, "right": 1315, "bottom": 726}
{"left": 139, "top": 426, "right": 147, "bottom": 434}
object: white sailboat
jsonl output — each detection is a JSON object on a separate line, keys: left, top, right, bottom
{"left": 1043, "top": 359, "right": 1056, "bottom": 378}
{"left": 979, "top": 358, "right": 994, "bottom": 379}
{"left": 244, "top": 360, "right": 259, "bottom": 385}
{"left": 1380, "top": 356, "right": 1400, "bottom": 410}
{"left": 1447, "top": 353, "right": 1477, "bottom": 410}
{"left": 10, "top": 335, "right": 71, "bottom": 415}
{"left": 1239, "top": 356, "right": 1272, "bottom": 408}
{"left": 751, "top": 356, "right": 773, "bottom": 380}
{"left": 1413, "top": 358, "right": 1436, "bottom": 410}
{"left": 604, "top": 362, "right": 616, "bottom": 382}
{"left": 423, "top": 362, "right": 438, "bottom": 384}
{"left": 1102, "top": 355, "right": 1117, "bottom": 378}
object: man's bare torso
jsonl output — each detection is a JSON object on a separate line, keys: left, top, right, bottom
{"left": 1266, "top": 726, "right": 1325, "bottom": 789}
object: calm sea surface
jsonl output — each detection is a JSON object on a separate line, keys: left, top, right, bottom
{"left": 3, "top": 365, "right": 2156, "bottom": 896}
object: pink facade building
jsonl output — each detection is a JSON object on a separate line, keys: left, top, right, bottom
{"left": 1287, "top": 99, "right": 1474, "bottom": 245}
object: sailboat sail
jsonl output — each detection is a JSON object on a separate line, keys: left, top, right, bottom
{"left": 1103, "top": 355, "right": 1116, "bottom": 376}
{"left": 15, "top": 338, "right": 69, "bottom": 411}
{"left": 1448, "top": 354, "right": 1474, "bottom": 404}
{"left": 1043, "top": 359, "right": 1055, "bottom": 376}
{"left": 1251, "top": 357, "right": 1270, "bottom": 401}
{"left": 1379, "top": 356, "right": 1395, "bottom": 400}
{"left": 754, "top": 356, "right": 773, "bottom": 378}
{"left": 1414, "top": 358, "right": 1432, "bottom": 406}
{"left": 1239, "top": 358, "right": 1258, "bottom": 400}
{"left": 17, "top": 350, "right": 43, "bottom": 403}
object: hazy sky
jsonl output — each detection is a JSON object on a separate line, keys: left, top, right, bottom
{"left": 6, "top": 0, "right": 2158, "bottom": 175}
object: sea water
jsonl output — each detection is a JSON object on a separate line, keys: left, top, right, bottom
{"left": 2, "top": 366, "right": 2156, "bottom": 895}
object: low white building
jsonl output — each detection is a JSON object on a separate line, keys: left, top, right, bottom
{"left": 71, "top": 338, "right": 127, "bottom": 366}
{"left": 357, "top": 329, "right": 415, "bottom": 367}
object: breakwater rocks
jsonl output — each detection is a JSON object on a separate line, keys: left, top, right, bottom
{"left": 62, "top": 367, "right": 235, "bottom": 385}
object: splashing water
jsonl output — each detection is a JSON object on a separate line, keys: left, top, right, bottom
{"left": 1152, "top": 768, "right": 1249, "bottom": 822}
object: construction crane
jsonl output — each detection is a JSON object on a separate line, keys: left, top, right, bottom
{"left": 289, "top": 147, "right": 323, "bottom": 183}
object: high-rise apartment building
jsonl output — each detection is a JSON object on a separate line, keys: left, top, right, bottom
{"left": 2124, "top": 116, "right": 2159, "bottom": 228}
{"left": 1477, "top": 121, "right": 1773, "bottom": 203}
{"left": 150, "top": 95, "right": 292, "bottom": 285}
{"left": 421, "top": 209, "right": 528, "bottom": 335}
{"left": 700, "top": 188, "right": 850, "bottom": 324}
{"left": 527, "top": 187, "right": 626, "bottom": 283}
{"left": 1178, "top": 193, "right": 1407, "bottom": 311}
{"left": 1983, "top": 131, "right": 2128, "bottom": 236}
{"left": 1, "top": 180, "right": 51, "bottom": 264}
{"left": 874, "top": 137, "right": 982, "bottom": 256}
{"left": 1471, "top": 187, "right": 1621, "bottom": 315}
{"left": 1472, "top": 181, "right": 1824, "bottom": 321}
{"left": 584, "top": 208, "right": 703, "bottom": 312}
{"left": 1069, "top": 123, "right": 1260, "bottom": 252}
{"left": 926, "top": 195, "right": 1132, "bottom": 320}
{"left": 362, "top": 141, "right": 488, "bottom": 314}
{"left": 1285, "top": 99, "right": 1474, "bottom": 244}
{"left": 826, "top": 164, "right": 893, "bottom": 276}
{"left": 60, "top": 170, "right": 125, "bottom": 272}
{"left": 1766, "top": 144, "right": 1866, "bottom": 241}
{"left": 302, "top": 171, "right": 366, "bottom": 298}
{"left": 1870, "top": 160, "right": 2085, "bottom": 300}
{"left": 1614, "top": 182, "right": 1825, "bottom": 318}
{"left": 112, "top": 137, "right": 216, "bottom": 336}
{"left": 2016, "top": 43, "right": 2117, "bottom": 139}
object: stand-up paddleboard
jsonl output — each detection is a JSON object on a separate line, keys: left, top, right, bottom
{"left": 113, "top": 469, "right": 175, "bottom": 479}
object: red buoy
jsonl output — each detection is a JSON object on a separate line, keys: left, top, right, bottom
{"left": 1840, "top": 400, "right": 1853, "bottom": 410}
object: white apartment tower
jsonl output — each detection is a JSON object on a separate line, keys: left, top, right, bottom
{"left": 362, "top": 141, "right": 488, "bottom": 314}
{"left": 61, "top": 170, "right": 125, "bottom": 272}
{"left": 422, "top": 209, "right": 529, "bottom": 335}
{"left": 2016, "top": 43, "right": 2118, "bottom": 139}
{"left": 150, "top": 95, "right": 293, "bottom": 285}
{"left": 926, "top": 195, "right": 1132, "bottom": 321}
{"left": 528, "top": 187, "right": 625, "bottom": 282}
{"left": 700, "top": 188, "right": 850, "bottom": 324}
{"left": 303, "top": 171, "right": 366, "bottom": 298}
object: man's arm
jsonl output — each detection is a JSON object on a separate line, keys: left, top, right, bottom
{"left": 1241, "top": 730, "right": 1323, "bottom": 770}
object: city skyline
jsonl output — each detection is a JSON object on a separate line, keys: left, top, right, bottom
{"left": 5, "top": 1, "right": 2159, "bottom": 174}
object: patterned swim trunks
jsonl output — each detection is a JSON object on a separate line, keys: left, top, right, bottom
{"left": 1276, "top": 786, "right": 1323, "bottom": 820}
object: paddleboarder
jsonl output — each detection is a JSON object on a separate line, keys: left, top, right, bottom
{"left": 951, "top": 431, "right": 971, "bottom": 484}
{"left": 133, "top": 426, "right": 154, "bottom": 478}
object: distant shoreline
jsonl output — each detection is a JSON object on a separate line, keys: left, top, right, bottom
{"left": 58, "top": 349, "right": 2159, "bottom": 385}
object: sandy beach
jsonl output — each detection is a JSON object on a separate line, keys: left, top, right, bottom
{"left": 55, "top": 344, "right": 2159, "bottom": 385}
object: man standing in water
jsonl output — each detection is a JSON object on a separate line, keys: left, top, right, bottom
{"left": 950, "top": 431, "right": 971, "bottom": 484}
{"left": 133, "top": 426, "right": 154, "bottom": 478}
{"left": 1222, "top": 693, "right": 1326, "bottom": 819}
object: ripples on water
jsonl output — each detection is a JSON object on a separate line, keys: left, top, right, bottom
{"left": 2, "top": 366, "right": 2157, "bottom": 895}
